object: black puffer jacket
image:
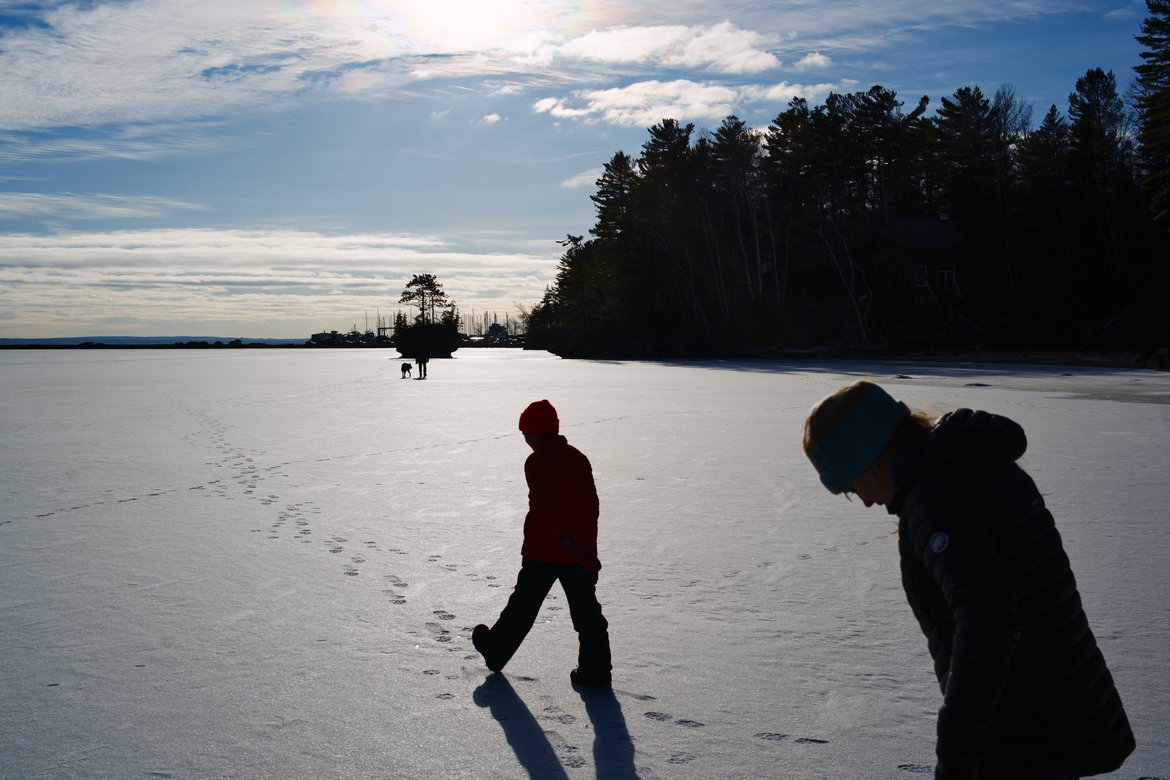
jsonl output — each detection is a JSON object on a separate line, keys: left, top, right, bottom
{"left": 891, "top": 409, "right": 1134, "bottom": 780}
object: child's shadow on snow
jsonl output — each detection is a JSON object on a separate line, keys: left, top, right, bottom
{"left": 474, "top": 674, "right": 570, "bottom": 779}
{"left": 473, "top": 674, "right": 639, "bottom": 779}
{"left": 575, "top": 683, "right": 639, "bottom": 779}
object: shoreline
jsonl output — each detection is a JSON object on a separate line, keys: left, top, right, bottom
{"left": 0, "top": 343, "right": 1161, "bottom": 370}
{"left": 831, "top": 349, "right": 1156, "bottom": 370}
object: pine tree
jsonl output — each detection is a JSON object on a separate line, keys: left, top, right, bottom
{"left": 931, "top": 86, "right": 999, "bottom": 221}
{"left": 1135, "top": 0, "right": 1170, "bottom": 228}
{"left": 398, "top": 273, "right": 453, "bottom": 326}
{"left": 590, "top": 152, "right": 637, "bottom": 242}
{"left": 1068, "top": 69, "right": 1134, "bottom": 276}
{"left": 709, "top": 115, "right": 766, "bottom": 310}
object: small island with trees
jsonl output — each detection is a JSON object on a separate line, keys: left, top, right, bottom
{"left": 391, "top": 273, "right": 462, "bottom": 359}
{"left": 307, "top": 273, "right": 524, "bottom": 352}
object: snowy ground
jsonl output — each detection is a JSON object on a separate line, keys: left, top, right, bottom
{"left": 1, "top": 348, "right": 1167, "bottom": 780}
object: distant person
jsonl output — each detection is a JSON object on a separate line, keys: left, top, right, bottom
{"left": 802, "top": 381, "right": 1134, "bottom": 780}
{"left": 473, "top": 400, "right": 613, "bottom": 688}
{"left": 415, "top": 354, "right": 428, "bottom": 379}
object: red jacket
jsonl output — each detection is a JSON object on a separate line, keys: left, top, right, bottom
{"left": 521, "top": 435, "right": 600, "bottom": 568}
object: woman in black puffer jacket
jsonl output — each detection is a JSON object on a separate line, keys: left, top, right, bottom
{"left": 803, "top": 380, "right": 1134, "bottom": 780}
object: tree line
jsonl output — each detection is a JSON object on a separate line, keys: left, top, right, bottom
{"left": 526, "top": 5, "right": 1170, "bottom": 360}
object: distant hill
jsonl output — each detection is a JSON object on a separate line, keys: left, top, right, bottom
{"left": 0, "top": 336, "right": 308, "bottom": 346}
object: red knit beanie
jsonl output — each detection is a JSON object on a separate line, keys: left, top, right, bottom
{"left": 519, "top": 400, "right": 559, "bottom": 434}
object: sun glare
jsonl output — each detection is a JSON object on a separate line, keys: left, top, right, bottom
{"left": 387, "top": 0, "right": 562, "bottom": 52}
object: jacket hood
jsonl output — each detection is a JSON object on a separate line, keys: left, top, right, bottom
{"left": 888, "top": 408, "right": 1026, "bottom": 513}
{"left": 926, "top": 408, "right": 1027, "bottom": 466}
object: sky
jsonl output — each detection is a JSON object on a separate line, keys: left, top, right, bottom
{"left": 0, "top": 0, "right": 1151, "bottom": 339}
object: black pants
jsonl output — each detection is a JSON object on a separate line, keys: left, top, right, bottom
{"left": 486, "top": 559, "right": 612, "bottom": 675}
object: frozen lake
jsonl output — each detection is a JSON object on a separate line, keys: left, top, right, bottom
{"left": 2, "top": 348, "right": 1168, "bottom": 779}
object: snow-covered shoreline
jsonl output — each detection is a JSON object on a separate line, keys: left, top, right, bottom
{"left": 2, "top": 349, "right": 1167, "bottom": 778}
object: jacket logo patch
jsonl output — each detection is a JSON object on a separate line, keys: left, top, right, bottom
{"left": 930, "top": 532, "right": 949, "bottom": 554}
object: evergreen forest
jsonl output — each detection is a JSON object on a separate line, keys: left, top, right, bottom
{"left": 525, "top": 3, "right": 1170, "bottom": 361}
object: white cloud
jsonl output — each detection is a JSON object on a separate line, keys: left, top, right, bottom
{"left": 794, "top": 52, "right": 832, "bottom": 71}
{"left": 741, "top": 81, "right": 838, "bottom": 105}
{"left": 0, "top": 0, "right": 560, "bottom": 132}
{"left": 534, "top": 79, "right": 840, "bottom": 127}
{"left": 0, "top": 193, "right": 209, "bottom": 221}
{"left": 532, "top": 96, "right": 595, "bottom": 119}
{"left": 0, "top": 9, "right": 786, "bottom": 134}
{"left": 488, "top": 82, "right": 526, "bottom": 96}
{"left": 0, "top": 0, "right": 1092, "bottom": 140}
{"left": 670, "top": 21, "right": 781, "bottom": 74}
{"left": 582, "top": 80, "right": 740, "bottom": 126}
{"left": 0, "top": 2, "right": 355, "bottom": 131}
{"left": 0, "top": 122, "right": 238, "bottom": 165}
{"left": 557, "top": 21, "right": 779, "bottom": 74}
{"left": 559, "top": 25, "right": 691, "bottom": 63}
{"left": 0, "top": 228, "right": 558, "bottom": 337}
{"left": 481, "top": 113, "right": 504, "bottom": 124}
{"left": 560, "top": 168, "right": 604, "bottom": 190}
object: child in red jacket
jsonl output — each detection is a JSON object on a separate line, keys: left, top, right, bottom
{"left": 472, "top": 400, "right": 613, "bottom": 688}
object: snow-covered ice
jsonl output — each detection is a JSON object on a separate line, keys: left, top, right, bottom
{"left": 1, "top": 348, "right": 1167, "bottom": 779}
